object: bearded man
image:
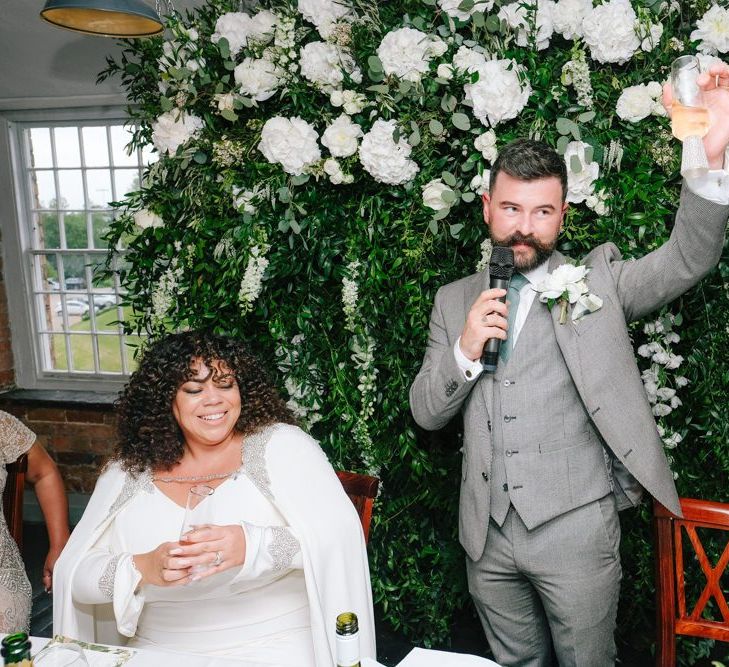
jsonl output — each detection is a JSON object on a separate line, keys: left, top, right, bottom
{"left": 409, "top": 62, "right": 729, "bottom": 666}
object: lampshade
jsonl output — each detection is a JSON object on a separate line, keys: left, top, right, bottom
{"left": 40, "top": 0, "right": 163, "bottom": 38}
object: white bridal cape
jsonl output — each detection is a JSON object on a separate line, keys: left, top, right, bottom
{"left": 53, "top": 424, "right": 376, "bottom": 666}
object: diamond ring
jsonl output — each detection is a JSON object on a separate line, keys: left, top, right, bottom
{"left": 213, "top": 550, "right": 223, "bottom": 567}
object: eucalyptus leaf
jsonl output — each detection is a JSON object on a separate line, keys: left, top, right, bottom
{"left": 428, "top": 218, "right": 439, "bottom": 234}
{"left": 429, "top": 119, "right": 444, "bottom": 135}
{"left": 451, "top": 112, "right": 471, "bottom": 131}
{"left": 217, "top": 37, "right": 230, "bottom": 59}
{"left": 220, "top": 108, "right": 237, "bottom": 122}
{"left": 291, "top": 174, "right": 310, "bottom": 186}
{"left": 432, "top": 207, "right": 450, "bottom": 220}
{"left": 368, "top": 55, "right": 384, "bottom": 73}
{"left": 193, "top": 151, "right": 208, "bottom": 164}
{"left": 449, "top": 223, "right": 464, "bottom": 238}
{"left": 461, "top": 192, "right": 476, "bottom": 202}
{"left": 441, "top": 171, "right": 457, "bottom": 186}
{"left": 441, "top": 189, "right": 457, "bottom": 204}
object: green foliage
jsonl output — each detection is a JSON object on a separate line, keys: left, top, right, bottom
{"left": 98, "top": 0, "right": 729, "bottom": 660}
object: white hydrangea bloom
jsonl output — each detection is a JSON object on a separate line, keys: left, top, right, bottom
{"left": 258, "top": 116, "right": 321, "bottom": 175}
{"left": 234, "top": 57, "right": 282, "bottom": 101}
{"left": 321, "top": 114, "right": 363, "bottom": 158}
{"left": 438, "top": 0, "right": 494, "bottom": 20}
{"left": 616, "top": 82, "right": 665, "bottom": 122}
{"left": 474, "top": 130, "right": 498, "bottom": 162}
{"left": 377, "top": 27, "right": 446, "bottom": 82}
{"left": 299, "top": 42, "right": 361, "bottom": 92}
{"left": 585, "top": 189, "right": 609, "bottom": 216}
{"left": 452, "top": 45, "right": 488, "bottom": 74}
{"left": 133, "top": 209, "right": 163, "bottom": 229}
{"left": 498, "top": 0, "right": 555, "bottom": 51}
{"left": 563, "top": 140, "right": 599, "bottom": 204}
{"left": 552, "top": 0, "right": 591, "bottom": 40}
{"left": 690, "top": 4, "right": 729, "bottom": 55}
{"left": 323, "top": 157, "right": 352, "bottom": 184}
{"left": 297, "top": 0, "right": 352, "bottom": 39}
{"left": 465, "top": 60, "right": 532, "bottom": 127}
{"left": 359, "top": 119, "right": 419, "bottom": 185}
{"left": 151, "top": 111, "right": 204, "bottom": 155}
{"left": 248, "top": 10, "right": 278, "bottom": 45}
{"left": 211, "top": 13, "right": 252, "bottom": 56}
{"left": 581, "top": 0, "right": 640, "bottom": 64}
{"left": 422, "top": 179, "right": 453, "bottom": 212}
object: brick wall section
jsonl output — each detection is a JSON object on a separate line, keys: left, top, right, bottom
{"left": 0, "top": 401, "right": 117, "bottom": 494}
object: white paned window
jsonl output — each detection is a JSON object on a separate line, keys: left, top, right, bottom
{"left": 3, "top": 113, "right": 154, "bottom": 389}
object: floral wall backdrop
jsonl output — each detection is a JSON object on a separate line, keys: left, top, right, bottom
{"left": 101, "top": 0, "right": 729, "bottom": 661}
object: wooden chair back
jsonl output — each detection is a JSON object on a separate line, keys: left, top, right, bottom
{"left": 3, "top": 453, "right": 28, "bottom": 551}
{"left": 336, "top": 470, "right": 379, "bottom": 544}
{"left": 654, "top": 497, "right": 729, "bottom": 666}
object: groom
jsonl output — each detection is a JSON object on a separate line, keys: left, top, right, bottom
{"left": 409, "top": 62, "right": 729, "bottom": 666}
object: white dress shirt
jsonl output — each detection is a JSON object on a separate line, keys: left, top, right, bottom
{"left": 454, "top": 164, "right": 729, "bottom": 382}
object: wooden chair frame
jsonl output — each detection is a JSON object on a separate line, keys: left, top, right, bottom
{"left": 3, "top": 453, "right": 28, "bottom": 551}
{"left": 336, "top": 470, "right": 379, "bottom": 544}
{"left": 654, "top": 498, "right": 729, "bottom": 667}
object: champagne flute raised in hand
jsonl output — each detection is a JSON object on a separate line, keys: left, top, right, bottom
{"left": 671, "top": 55, "right": 710, "bottom": 141}
{"left": 180, "top": 484, "right": 215, "bottom": 574}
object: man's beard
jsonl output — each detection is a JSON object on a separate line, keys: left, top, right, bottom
{"left": 491, "top": 232, "right": 556, "bottom": 272}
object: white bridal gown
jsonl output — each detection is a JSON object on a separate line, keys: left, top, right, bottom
{"left": 72, "top": 471, "right": 315, "bottom": 665}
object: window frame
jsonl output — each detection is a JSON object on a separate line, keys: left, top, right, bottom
{"left": 0, "top": 107, "right": 142, "bottom": 391}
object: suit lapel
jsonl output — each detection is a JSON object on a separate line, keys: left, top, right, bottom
{"left": 548, "top": 251, "right": 585, "bottom": 394}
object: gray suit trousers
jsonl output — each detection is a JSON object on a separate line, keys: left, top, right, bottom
{"left": 466, "top": 496, "right": 622, "bottom": 667}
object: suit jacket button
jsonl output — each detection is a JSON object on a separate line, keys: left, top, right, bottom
{"left": 481, "top": 472, "right": 489, "bottom": 481}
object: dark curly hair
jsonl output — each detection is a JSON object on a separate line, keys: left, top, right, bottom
{"left": 114, "top": 330, "right": 297, "bottom": 473}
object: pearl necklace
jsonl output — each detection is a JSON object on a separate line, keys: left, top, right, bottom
{"left": 153, "top": 443, "right": 244, "bottom": 483}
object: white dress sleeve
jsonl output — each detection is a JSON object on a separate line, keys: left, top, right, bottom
{"left": 231, "top": 522, "right": 303, "bottom": 585}
{"left": 70, "top": 526, "right": 144, "bottom": 637}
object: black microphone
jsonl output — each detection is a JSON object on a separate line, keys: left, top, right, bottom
{"left": 481, "top": 246, "right": 515, "bottom": 373}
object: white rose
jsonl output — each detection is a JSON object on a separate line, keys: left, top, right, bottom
{"left": 214, "top": 92, "right": 237, "bottom": 112}
{"left": 437, "top": 63, "right": 454, "bottom": 80}
{"left": 359, "top": 119, "right": 419, "bottom": 185}
{"left": 474, "top": 130, "right": 498, "bottom": 162}
{"left": 653, "top": 404, "right": 673, "bottom": 417}
{"left": 581, "top": 0, "right": 640, "bottom": 64}
{"left": 232, "top": 187, "right": 257, "bottom": 214}
{"left": 691, "top": 4, "right": 729, "bottom": 55}
{"left": 234, "top": 57, "right": 282, "bottom": 101}
{"left": 470, "top": 170, "right": 490, "bottom": 195}
{"left": 535, "top": 264, "right": 589, "bottom": 302}
{"left": 258, "top": 116, "right": 321, "bottom": 175}
{"left": 552, "top": 0, "right": 591, "bottom": 40}
{"left": 422, "top": 179, "right": 453, "bottom": 212}
{"left": 563, "top": 140, "right": 599, "bottom": 204}
{"left": 616, "top": 83, "right": 661, "bottom": 122}
{"left": 341, "top": 90, "right": 367, "bottom": 114}
{"left": 298, "top": 0, "right": 352, "bottom": 39}
{"left": 321, "top": 114, "right": 363, "bottom": 158}
{"left": 151, "top": 111, "right": 204, "bottom": 155}
{"left": 323, "top": 157, "right": 346, "bottom": 184}
{"left": 640, "top": 22, "right": 664, "bottom": 52}
{"left": 452, "top": 45, "right": 488, "bottom": 74}
{"left": 211, "top": 12, "right": 254, "bottom": 56}
{"left": 465, "top": 59, "right": 532, "bottom": 126}
{"left": 438, "top": 0, "right": 494, "bottom": 21}
{"left": 299, "top": 42, "right": 361, "bottom": 92}
{"left": 133, "top": 209, "right": 163, "bottom": 229}
{"left": 498, "top": 0, "right": 555, "bottom": 51}
{"left": 377, "top": 27, "right": 444, "bottom": 82}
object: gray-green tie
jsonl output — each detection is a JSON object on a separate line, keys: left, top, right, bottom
{"left": 499, "top": 273, "right": 529, "bottom": 364}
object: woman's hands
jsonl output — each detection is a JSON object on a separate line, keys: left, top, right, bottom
{"left": 43, "top": 545, "right": 64, "bottom": 592}
{"left": 133, "top": 524, "right": 246, "bottom": 587}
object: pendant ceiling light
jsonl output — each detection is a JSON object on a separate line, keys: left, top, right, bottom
{"left": 40, "top": 0, "right": 164, "bottom": 38}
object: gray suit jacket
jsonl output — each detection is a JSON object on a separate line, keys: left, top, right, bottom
{"left": 409, "top": 186, "right": 729, "bottom": 561}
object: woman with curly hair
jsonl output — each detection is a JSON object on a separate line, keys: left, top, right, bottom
{"left": 53, "top": 330, "right": 375, "bottom": 666}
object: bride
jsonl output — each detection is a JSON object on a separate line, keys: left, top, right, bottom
{"left": 53, "top": 330, "right": 375, "bottom": 666}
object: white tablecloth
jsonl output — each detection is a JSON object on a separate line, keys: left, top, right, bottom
{"left": 16, "top": 636, "right": 500, "bottom": 666}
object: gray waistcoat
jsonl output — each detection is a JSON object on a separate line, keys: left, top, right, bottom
{"left": 489, "top": 298, "right": 612, "bottom": 529}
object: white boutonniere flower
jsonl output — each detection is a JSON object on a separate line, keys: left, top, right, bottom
{"left": 533, "top": 263, "right": 603, "bottom": 324}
